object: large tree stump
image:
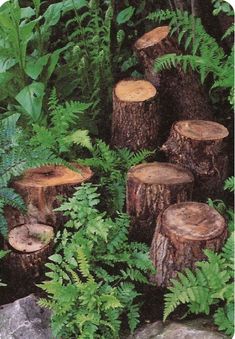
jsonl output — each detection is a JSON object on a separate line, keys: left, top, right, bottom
{"left": 161, "top": 120, "right": 229, "bottom": 201}
{"left": 4, "top": 223, "right": 54, "bottom": 280}
{"left": 126, "top": 162, "right": 194, "bottom": 244}
{"left": 5, "top": 164, "right": 93, "bottom": 231}
{"left": 134, "top": 26, "right": 214, "bottom": 126}
{"left": 111, "top": 79, "right": 159, "bottom": 151}
{"left": 150, "top": 202, "right": 227, "bottom": 287}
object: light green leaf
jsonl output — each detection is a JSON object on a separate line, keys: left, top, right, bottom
{"left": 117, "top": 6, "right": 135, "bottom": 25}
{"left": 20, "top": 7, "right": 35, "bottom": 19}
{"left": 25, "top": 55, "right": 50, "bottom": 80}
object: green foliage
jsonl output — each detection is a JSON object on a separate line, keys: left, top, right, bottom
{"left": 78, "top": 140, "right": 153, "bottom": 214}
{"left": 163, "top": 233, "right": 234, "bottom": 336}
{"left": 0, "top": 113, "right": 66, "bottom": 236}
{"left": 211, "top": 0, "right": 234, "bottom": 16}
{"left": 224, "top": 176, "right": 235, "bottom": 192}
{"left": 30, "top": 89, "right": 92, "bottom": 158}
{"left": 39, "top": 183, "right": 155, "bottom": 338}
{"left": 148, "top": 10, "right": 234, "bottom": 105}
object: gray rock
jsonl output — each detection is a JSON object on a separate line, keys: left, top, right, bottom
{"left": 0, "top": 294, "right": 52, "bottom": 339}
{"left": 127, "top": 318, "right": 229, "bottom": 339}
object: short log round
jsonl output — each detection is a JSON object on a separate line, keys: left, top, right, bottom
{"left": 4, "top": 223, "right": 54, "bottom": 279}
{"left": 126, "top": 162, "right": 194, "bottom": 244}
{"left": 161, "top": 120, "right": 229, "bottom": 201}
{"left": 134, "top": 26, "right": 213, "bottom": 126}
{"left": 5, "top": 164, "right": 93, "bottom": 231}
{"left": 111, "top": 79, "right": 159, "bottom": 151}
{"left": 150, "top": 202, "right": 227, "bottom": 287}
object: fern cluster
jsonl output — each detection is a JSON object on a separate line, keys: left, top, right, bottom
{"left": 78, "top": 140, "right": 153, "bottom": 214}
{"left": 163, "top": 233, "right": 234, "bottom": 336}
{"left": 39, "top": 183, "right": 155, "bottom": 338}
{"left": 148, "top": 10, "right": 234, "bottom": 105}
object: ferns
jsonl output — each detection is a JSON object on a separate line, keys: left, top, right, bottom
{"left": 163, "top": 234, "right": 234, "bottom": 336}
{"left": 224, "top": 176, "right": 235, "bottom": 192}
{"left": 39, "top": 183, "right": 155, "bottom": 338}
{"left": 148, "top": 10, "right": 234, "bottom": 104}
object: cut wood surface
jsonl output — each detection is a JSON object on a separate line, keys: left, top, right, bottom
{"left": 111, "top": 79, "right": 159, "bottom": 151}
{"left": 134, "top": 26, "right": 214, "bottom": 130}
{"left": 162, "top": 120, "right": 229, "bottom": 201}
{"left": 4, "top": 223, "right": 54, "bottom": 279}
{"left": 5, "top": 164, "right": 93, "bottom": 230}
{"left": 126, "top": 162, "right": 194, "bottom": 244}
{"left": 150, "top": 202, "right": 227, "bottom": 287}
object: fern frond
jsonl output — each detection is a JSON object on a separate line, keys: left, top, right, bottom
{"left": 224, "top": 176, "right": 235, "bottom": 192}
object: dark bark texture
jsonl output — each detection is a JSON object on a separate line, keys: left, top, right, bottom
{"left": 150, "top": 202, "right": 227, "bottom": 287}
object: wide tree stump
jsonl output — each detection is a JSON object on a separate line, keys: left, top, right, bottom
{"left": 4, "top": 223, "right": 54, "bottom": 279}
{"left": 161, "top": 120, "right": 229, "bottom": 201}
{"left": 150, "top": 202, "right": 227, "bottom": 287}
{"left": 126, "top": 162, "right": 194, "bottom": 244}
{"left": 5, "top": 164, "right": 93, "bottom": 231}
{"left": 134, "top": 26, "right": 213, "bottom": 125}
{"left": 111, "top": 79, "right": 159, "bottom": 151}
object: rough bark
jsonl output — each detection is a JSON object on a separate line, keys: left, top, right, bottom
{"left": 111, "top": 79, "right": 159, "bottom": 151}
{"left": 4, "top": 223, "right": 54, "bottom": 280}
{"left": 161, "top": 120, "right": 229, "bottom": 201}
{"left": 150, "top": 202, "right": 227, "bottom": 287}
{"left": 134, "top": 26, "right": 214, "bottom": 136}
{"left": 126, "top": 162, "right": 194, "bottom": 244}
{"left": 5, "top": 164, "right": 93, "bottom": 231}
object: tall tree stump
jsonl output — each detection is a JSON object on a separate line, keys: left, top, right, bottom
{"left": 134, "top": 26, "right": 213, "bottom": 126}
{"left": 161, "top": 120, "right": 229, "bottom": 200}
{"left": 4, "top": 223, "right": 54, "bottom": 280}
{"left": 126, "top": 162, "right": 194, "bottom": 244}
{"left": 5, "top": 164, "right": 93, "bottom": 231}
{"left": 150, "top": 202, "right": 227, "bottom": 287}
{"left": 111, "top": 79, "right": 159, "bottom": 151}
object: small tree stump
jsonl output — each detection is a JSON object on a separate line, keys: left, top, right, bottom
{"left": 4, "top": 223, "right": 54, "bottom": 279}
{"left": 161, "top": 120, "right": 229, "bottom": 200}
{"left": 111, "top": 79, "right": 159, "bottom": 151}
{"left": 126, "top": 162, "right": 194, "bottom": 244}
{"left": 134, "top": 26, "right": 213, "bottom": 124}
{"left": 150, "top": 202, "right": 227, "bottom": 287}
{"left": 5, "top": 164, "right": 93, "bottom": 230}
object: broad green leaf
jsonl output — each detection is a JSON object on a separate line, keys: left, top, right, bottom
{"left": 15, "top": 82, "right": 45, "bottom": 122}
{"left": 49, "top": 254, "right": 63, "bottom": 264}
{"left": 43, "top": 2, "right": 63, "bottom": 27}
{"left": 19, "top": 19, "right": 40, "bottom": 67}
{"left": 0, "top": 58, "right": 16, "bottom": 72}
{"left": 25, "top": 54, "right": 50, "bottom": 80}
{"left": 117, "top": 6, "right": 135, "bottom": 25}
{"left": 20, "top": 7, "right": 35, "bottom": 19}
{"left": 62, "top": 0, "right": 87, "bottom": 13}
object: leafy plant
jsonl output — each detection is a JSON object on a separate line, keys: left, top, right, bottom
{"left": 38, "top": 183, "right": 154, "bottom": 338}
{"left": 148, "top": 10, "right": 234, "bottom": 105}
{"left": 163, "top": 233, "right": 234, "bottom": 336}
{"left": 0, "top": 113, "right": 65, "bottom": 236}
{"left": 30, "top": 89, "right": 92, "bottom": 159}
{"left": 78, "top": 140, "right": 153, "bottom": 214}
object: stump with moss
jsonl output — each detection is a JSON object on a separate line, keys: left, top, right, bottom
{"left": 111, "top": 79, "right": 159, "bottom": 151}
{"left": 150, "top": 202, "right": 227, "bottom": 287}
{"left": 162, "top": 120, "right": 229, "bottom": 200}
{"left": 126, "top": 162, "right": 194, "bottom": 244}
{"left": 5, "top": 164, "right": 93, "bottom": 230}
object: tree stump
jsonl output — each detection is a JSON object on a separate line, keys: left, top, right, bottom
{"left": 111, "top": 79, "right": 159, "bottom": 151}
{"left": 4, "top": 223, "right": 54, "bottom": 280}
{"left": 126, "top": 162, "right": 194, "bottom": 244}
{"left": 150, "top": 202, "right": 227, "bottom": 287}
{"left": 5, "top": 164, "right": 93, "bottom": 231}
{"left": 134, "top": 26, "right": 213, "bottom": 126}
{"left": 161, "top": 120, "right": 229, "bottom": 201}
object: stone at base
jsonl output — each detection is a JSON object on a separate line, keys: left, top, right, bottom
{"left": 0, "top": 294, "right": 52, "bottom": 339}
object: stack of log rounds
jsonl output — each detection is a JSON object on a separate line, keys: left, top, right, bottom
{"left": 5, "top": 164, "right": 93, "bottom": 231}
{"left": 126, "top": 162, "right": 194, "bottom": 244}
{"left": 162, "top": 120, "right": 229, "bottom": 201}
{"left": 111, "top": 79, "right": 159, "bottom": 151}
{"left": 150, "top": 202, "right": 227, "bottom": 287}
{"left": 134, "top": 26, "right": 213, "bottom": 125}
{"left": 4, "top": 223, "right": 54, "bottom": 279}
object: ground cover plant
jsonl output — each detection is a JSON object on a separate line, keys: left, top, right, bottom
{"left": 0, "top": 0, "right": 234, "bottom": 338}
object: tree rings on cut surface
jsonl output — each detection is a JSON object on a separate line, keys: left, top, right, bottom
{"left": 4, "top": 223, "right": 54, "bottom": 280}
{"left": 162, "top": 120, "right": 229, "bottom": 200}
{"left": 5, "top": 164, "right": 93, "bottom": 230}
{"left": 150, "top": 202, "right": 227, "bottom": 287}
{"left": 111, "top": 79, "right": 160, "bottom": 151}
{"left": 126, "top": 162, "right": 194, "bottom": 244}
